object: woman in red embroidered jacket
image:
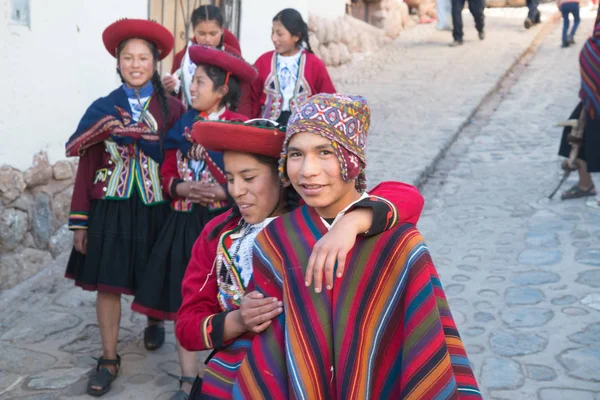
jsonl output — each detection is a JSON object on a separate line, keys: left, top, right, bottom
{"left": 175, "top": 119, "right": 425, "bottom": 399}
{"left": 250, "top": 8, "right": 336, "bottom": 126}
{"left": 131, "top": 45, "right": 257, "bottom": 400}
{"left": 64, "top": 19, "right": 186, "bottom": 396}
{"left": 162, "top": 5, "right": 252, "bottom": 116}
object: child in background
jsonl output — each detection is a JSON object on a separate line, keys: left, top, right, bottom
{"left": 162, "top": 5, "right": 252, "bottom": 116}
{"left": 250, "top": 8, "right": 335, "bottom": 126}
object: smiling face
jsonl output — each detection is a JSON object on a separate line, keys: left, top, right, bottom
{"left": 224, "top": 152, "right": 284, "bottom": 224}
{"left": 194, "top": 20, "right": 223, "bottom": 47}
{"left": 286, "top": 131, "right": 360, "bottom": 219}
{"left": 271, "top": 20, "right": 300, "bottom": 56}
{"left": 189, "top": 65, "right": 225, "bottom": 114}
{"left": 118, "top": 38, "right": 155, "bottom": 89}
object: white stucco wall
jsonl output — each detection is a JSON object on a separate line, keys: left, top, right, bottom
{"left": 0, "top": 0, "right": 148, "bottom": 170}
{"left": 239, "top": 0, "right": 345, "bottom": 63}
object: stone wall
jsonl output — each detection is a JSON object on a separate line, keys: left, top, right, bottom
{"left": 0, "top": 153, "right": 75, "bottom": 290}
{"left": 309, "top": 8, "right": 413, "bottom": 68}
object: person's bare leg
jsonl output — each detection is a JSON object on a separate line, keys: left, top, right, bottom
{"left": 175, "top": 320, "right": 199, "bottom": 394}
{"left": 576, "top": 159, "right": 594, "bottom": 189}
{"left": 91, "top": 291, "right": 121, "bottom": 390}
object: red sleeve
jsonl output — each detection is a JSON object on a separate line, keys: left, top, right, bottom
{"left": 68, "top": 145, "right": 103, "bottom": 230}
{"left": 250, "top": 55, "right": 269, "bottom": 119}
{"left": 176, "top": 212, "right": 234, "bottom": 351}
{"left": 368, "top": 181, "right": 424, "bottom": 226}
{"left": 312, "top": 55, "right": 336, "bottom": 94}
{"left": 168, "top": 97, "right": 187, "bottom": 127}
{"left": 237, "top": 81, "right": 253, "bottom": 118}
{"left": 223, "top": 29, "right": 242, "bottom": 54}
{"left": 171, "top": 48, "right": 186, "bottom": 74}
{"left": 160, "top": 149, "right": 181, "bottom": 198}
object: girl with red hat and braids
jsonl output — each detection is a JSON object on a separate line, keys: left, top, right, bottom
{"left": 175, "top": 118, "right": 425, "bottom": 399}
{"left": 163, "top": 5, "right": 252, "bottom": 117}
{"left": 132, "top": 45, "right": 256, "bottom": 400}
{"left": 250, "top": 8, "right": 336, "bottom": 126}
{"left": 64, "top": 19, "right": 185, "bottom": 396}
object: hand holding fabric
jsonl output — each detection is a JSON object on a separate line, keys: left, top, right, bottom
{"left": 238, "top": 291, "right": 283, "bottom": 334}
{"left": 162, "top": 74, "right": 179, "bottom": 93}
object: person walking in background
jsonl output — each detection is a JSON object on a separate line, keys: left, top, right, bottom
{"left": 250, "top": 8, "right": 335, "bottom": 126}
{"left": 558, "top": 0, "right": 581, "bottom": 47}
{"left": 524, "top": 0, "right": 542, "bottom": 29}
{"left": 450, "top": 0, "right": 485, "bottom": 46}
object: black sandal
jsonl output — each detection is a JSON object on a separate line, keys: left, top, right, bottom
{"left": 144, "top": 320, "right": 165, "bottom": 351}
{"left": 87, "top": 355, "right": 121, "bottom": 397}
{"left": 561, "top": 184, "right": 597, "bottom": 200}
{"left": 167, "top": 373, "right": 198, "bottom": 400}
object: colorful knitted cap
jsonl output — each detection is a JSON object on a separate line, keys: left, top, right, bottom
{"left": 279, "top": 93, "right": 371, "bottom": 192}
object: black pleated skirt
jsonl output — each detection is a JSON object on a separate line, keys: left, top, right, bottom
{"left": 65, "top": 192, "right": 170, "bottom": 295}
{"left": 558, "top": 102, "right": 600, "bottom": 173}
{"left": 132, "top": 205, "right": 227, "bottom": 320}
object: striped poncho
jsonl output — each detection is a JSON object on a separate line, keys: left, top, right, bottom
{"left": 580, "top": 9, "right": 600, "bottom": 119}
{"left": 233, "top": 205, "right": 481, "bottom": 399}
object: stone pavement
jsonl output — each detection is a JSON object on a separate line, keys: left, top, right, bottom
{"left": 417, "top": 9, "right": 600, "bottom": 400}
{"left": 332, "top": 4, "right": 562, "bottom": 188}
{"left": 1, "top": 6, "right": 598, "bottom": 399}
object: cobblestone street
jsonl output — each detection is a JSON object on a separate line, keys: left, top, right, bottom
{"left": 1, "top": 5, "right": 599, "bottom": 399}
{"left": 418, "top": 8, "right": 600, "bottom": 398}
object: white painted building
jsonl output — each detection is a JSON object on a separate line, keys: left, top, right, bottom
{"left": 1, "top": 0, "right": 148, "bottom": 170}
{"left": 0, "top": 0, "right": 345, "bottom": 171}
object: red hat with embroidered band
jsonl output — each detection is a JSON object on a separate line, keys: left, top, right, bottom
{"left": 102, "top": 19, "right": 174, "bottom": 61}
{"left": 188, "top": 45, "right": 258, "bottom": 83}
{"left": 192, "top": 119, "right": 285, "bottom": 159}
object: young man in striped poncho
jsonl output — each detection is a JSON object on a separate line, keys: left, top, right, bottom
{"left": 233, "top": 93, "right": 482, "bottom": 399}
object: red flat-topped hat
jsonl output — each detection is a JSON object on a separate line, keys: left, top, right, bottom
{"left": 188, "top": 45, "right": 258, "bottom": 83}
{"left": 102, "top": 18, "right": 174, "bottom": 61}
{"left": 192, "top": 119, "right": 285, "bottom": 159}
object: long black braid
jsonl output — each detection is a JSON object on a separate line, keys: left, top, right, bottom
{"left": 273, "top": 8, "right": 314, "bottom": 54}
{"left": 116, "top": 39, "right": 171, "bottom": 144}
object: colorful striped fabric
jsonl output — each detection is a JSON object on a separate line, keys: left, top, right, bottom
{"left": 202, "top": 332, "right": 254, "bottom": 399}
{"left": 233, "top": 205, "right": 481, "bottom": 400}
{"left": 67, "top": 211, "right": 89, "bottom": 230}
{"left": 580, "top": 9, "right": 600, "bottom": 119}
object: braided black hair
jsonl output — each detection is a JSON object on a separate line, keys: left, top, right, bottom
{"left": 273, "top": 8, "right": 314, "bottom": 54}
{"left": 116, "top": 38, "right": 171, "bottom": 137}
{"left": 191, "top": 5, "right": 225, "bottom": 48}
{"left": 192, "top": 5, "right": 224, "bottom": 28}
{"left": 199, "top": 64, "right": 242, "bottom": 111}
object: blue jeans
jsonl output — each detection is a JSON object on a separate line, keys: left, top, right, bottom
{"left": 561, "top": 3, "right": 581, "bottom": 44}
{"left": 527, "top": 0, "right": 540, "bottom": 22}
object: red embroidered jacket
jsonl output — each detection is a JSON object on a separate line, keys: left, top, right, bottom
{"left": 161, "top": 108, "right": 248, "bottom": 212}
{"left": 68, "top": 96, "right": 185, "bottom": 230}
{"left": 249, "top": 49, "right": 336, "bottom": 120}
